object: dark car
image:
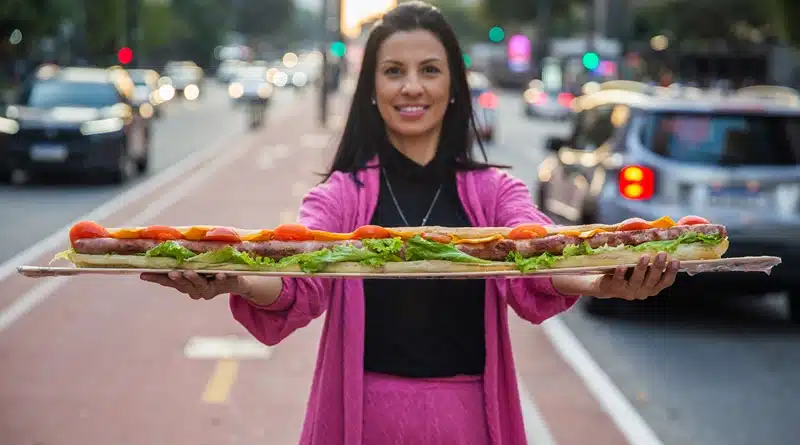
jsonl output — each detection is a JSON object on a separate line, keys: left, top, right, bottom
{"left": 0, "top": 65, "right": 150, "bottom": 183}
{"left": 536, "top": 84, "right": 800, "bottom": 321}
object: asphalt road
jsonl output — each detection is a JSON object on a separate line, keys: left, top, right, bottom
{"left": 0, "top": 83, "right": 303, "bottom": 264}
{"left": 2, "top": 80, "right": 797, "bottom": 445}
{"left": 488, "top": 89, "right": 799, "bottom": 445}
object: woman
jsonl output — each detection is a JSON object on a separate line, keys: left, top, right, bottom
{"left": 141, "top": 2, "right": 679, "bottom": 443}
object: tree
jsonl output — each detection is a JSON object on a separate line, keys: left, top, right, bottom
{"left": 478, "top": 0, "right": 577, "bottom": 27}
{"left": 771, "top": 0, "right": 800, "bottom": 46}
{"left": 233, "top": 0, "right": 294, "bottom": 40}
{"left": 430, "top": 0, "right": 486, "bottom": 43}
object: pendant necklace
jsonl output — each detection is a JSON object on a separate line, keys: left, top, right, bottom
{"left": 381, "top": 166, "right": 442, "bottom": 226}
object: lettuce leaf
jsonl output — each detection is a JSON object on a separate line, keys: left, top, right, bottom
{"left": 186, "top": 245, "right": 274, "bottom": 269}
{"left": 403, "top": 235, "right": 493, "bottom": 264}
{"left": 507, "top": 232, "right": 724, "bottom": 272}
{"left": 276, "top": 238, "right": 405, "bottom": 273}
{"left": 144, "top": 240, "right": 196, "bottom": 262}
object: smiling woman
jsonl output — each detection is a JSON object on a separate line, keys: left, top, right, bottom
{"left": 138, "top": 2, "right": 683, "bottom": 444}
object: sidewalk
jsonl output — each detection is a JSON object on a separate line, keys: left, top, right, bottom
{"left": 0, "top": 86, "right": 631, "bottom": 445}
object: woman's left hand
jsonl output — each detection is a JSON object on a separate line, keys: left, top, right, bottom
{"left": 590, "top": 252, "right": 680, "bottom": 300}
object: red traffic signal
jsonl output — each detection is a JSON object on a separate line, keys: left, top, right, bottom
{"left": 117, "top": 47, "right": 133, "bottom": 65}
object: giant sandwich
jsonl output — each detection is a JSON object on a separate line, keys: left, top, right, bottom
{"left": 52, "top": 215, "right": 729, "bottom": 274}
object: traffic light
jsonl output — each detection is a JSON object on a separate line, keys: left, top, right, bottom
{"left": 582, "top": 52, "right": 599, "bottom": 70}
{"left": 330, "top": 41, "right": 346, "bottom": 58}
{"left": 117, "top": 47, "right": 133, "bottom": 65}
{"left": 462, "top": 53, "right": 472, "bottom": 69}
{"left": 488, "top": 26, "right": 505, "bottom": 43}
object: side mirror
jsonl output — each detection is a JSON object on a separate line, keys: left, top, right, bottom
{"left": 546, "top": 137, "right": 565, "bottom": 152}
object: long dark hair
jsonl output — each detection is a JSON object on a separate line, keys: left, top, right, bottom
{"left": 321, "top": 0, "right": 506, "bottom": 184}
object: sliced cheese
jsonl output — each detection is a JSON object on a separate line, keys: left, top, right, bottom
{"left": 109, "top": 228, "right": 143, "bottom": 239}
{"left": 649, "top": 216, "right": 676, "bottom": 229}
{"left": 386, "top": 229, "right": 417, "bottom": 240}
{"left": 453, "top": 235, "right": 504, "bottom": 245}
{"left": 578, "top": 228, "right": 610, "bottom": 239}
{"left": 181, "top": 226, "right": 213, "bottom": 240}
{"left": 241, "top": 230, "right": 273, "bottom": 241}
{"left": 312, "top": 230, "right": 354, "bottom": 241}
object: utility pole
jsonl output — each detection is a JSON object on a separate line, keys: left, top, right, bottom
{"left": 319, "top": 0, "right": 331, "bottom": 127}
{"left": 126, "top": 0, "right": 140, "bottom": 68}
{"left": 534, "top": 0, "right": 553, "bottom": 80}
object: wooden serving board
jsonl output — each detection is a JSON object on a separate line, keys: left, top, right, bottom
{"left": 17, "top": 256, "right": 782, "bottom": 280}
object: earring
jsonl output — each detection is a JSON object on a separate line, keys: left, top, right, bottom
{"left": 450, "top": 97, "right": 455, "bottom": 103}
{"left": 371, "top": 97, "right": 376, "bottom": 105}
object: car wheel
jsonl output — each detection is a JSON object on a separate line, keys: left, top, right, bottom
{"left": 788, "top": 291, "right": 800, "bottom": 323}
{"left": 136, "top": 129, "right": 150, "bottom": 174}
{"left": 109, "top": 147, "right": 136, "bottom": 184}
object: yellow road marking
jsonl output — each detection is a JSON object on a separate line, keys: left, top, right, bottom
{"left": 202, "top": 359, "right": 239, "bottom": 404}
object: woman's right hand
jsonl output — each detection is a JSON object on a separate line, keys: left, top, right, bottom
{"left": 140, "top": 270, "right": 250, "bottom": 301}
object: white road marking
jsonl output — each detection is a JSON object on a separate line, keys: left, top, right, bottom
{"left": 0, "top": 128, "right": 247, "bottom": 284}
{"left": 517, "top": 375, "right": 558, "bottom": 445}
{"left": 0, "top": 136, "right": 255, "bottom": 333}
{"left": 184, "top": 335, "right": 272, "bottom": 360}
{"left": 542, "top": 317, "right": 665, "bottom": 445}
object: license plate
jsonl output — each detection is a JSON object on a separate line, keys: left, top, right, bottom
{"left": 708, "top": 186, "right": 769, "bottom": 208}
{"left": 30, "top": 144, "right": 68, "bottom": 162}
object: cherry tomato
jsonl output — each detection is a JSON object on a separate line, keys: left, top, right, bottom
{"left": 507, "top": 224, "right": 548, "bottom": 240}
{"left": 140, "top": 225, "right": 185, "bottom": 240}
{"left": 203, "top": 227, "right": 242, "bottom": 243}
{"left": 352, "top": 225, "right": 391, "bottom": 239}
{"left": 616, "top": 217, "right": 653, "bottom": 231}
{"left": 677, "top": 215, "right": 710, "bottom": 226}
{"left": 272, "top": 224, "right": 314, "bottom": 241}
{"left": 69, "top": 221, "right": 111, "bottom": 244}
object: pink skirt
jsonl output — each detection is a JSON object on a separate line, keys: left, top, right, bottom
{"left": 362, "top": 371, "right": 491, "bottom": 445}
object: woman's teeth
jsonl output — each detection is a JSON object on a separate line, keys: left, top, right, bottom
{"left": 396, "top": 105, "right": 427, "bottom": 112}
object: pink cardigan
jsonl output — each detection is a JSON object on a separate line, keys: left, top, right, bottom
{"left": 230, "top": 161, "right": 579, "bottom": 445}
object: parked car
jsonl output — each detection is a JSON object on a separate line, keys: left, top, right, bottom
{"left": 0, "top": 65, "right": 150, "bottom": 183}
{"left": 536, "top": 84, "right": 800, "bottom": 321}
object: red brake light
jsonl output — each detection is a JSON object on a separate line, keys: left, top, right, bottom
{"left": 478, "top": 91, "right": 498, "bottom": 109}
{"left": 619, "top": 165, "right": 654, "bottom": 200}
{"left": 557, "top": 92, "right": 574, "bottom": 106}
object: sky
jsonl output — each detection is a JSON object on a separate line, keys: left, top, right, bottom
{"left": 295, "top": 0, "right": 398, "bottom": 37}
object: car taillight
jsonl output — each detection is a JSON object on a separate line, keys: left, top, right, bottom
{"left": 478, "top": 91, "right": 498, "bottom": 109}
{"left": 619, "top": 165, "right": 655, "bottom": 200}
{"left": 557, "top": 92, "right": 574, "bottom": 107}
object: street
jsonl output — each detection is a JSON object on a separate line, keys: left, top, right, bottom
{"left": 0, "top": 84, "right": 796, "bottom": 445}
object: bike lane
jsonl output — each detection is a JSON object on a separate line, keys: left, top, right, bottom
{"left": 0, "top": 93, "right": 640, "bottom": 445}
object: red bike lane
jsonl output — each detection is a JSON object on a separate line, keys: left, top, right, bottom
{"left": 0, "top": 92, "right": 638, "bottom": 445}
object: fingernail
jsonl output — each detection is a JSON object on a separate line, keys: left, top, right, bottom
{"left": 640, "top": 255, "right": 650, "bottom": 265}
{"left": 670, "top": 260, "right": 680, "bottom": 270}
{"left": 657, "top": 253, "right": 667, "bottom": 263}
{"left": 168, "top": 272, "right": 180, "bottom": 280}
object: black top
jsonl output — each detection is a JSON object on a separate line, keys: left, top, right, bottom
{"left": 362, "top": 144, "right": 487, "bottom": 378}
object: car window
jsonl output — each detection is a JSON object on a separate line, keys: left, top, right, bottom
{"left": 17, "top": 81, "right": 121, "bottom": 108}
{"left": 573, "top": 103, "right": 616, "bottom": 149}
{"left": 643, "top": 111, "right": 800, "bottom": 165}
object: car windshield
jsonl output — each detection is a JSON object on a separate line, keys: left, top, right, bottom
{"left": 16, "top": 80, "right": 120, "bottom": 108}
{"left": 643, "top": 111, "right": 800, "bottom": 166}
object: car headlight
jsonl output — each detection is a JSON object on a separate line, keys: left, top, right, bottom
{"left": 257, "top": 84, "right": 273, "bottom": 98}
{"left": 184, "top": 84, "right": 200, "bottom": 100}
{"left": 80, "top": 117, "right": 124, "bottom": 135}
{"left": 0, "top": 117, "right": 19, "bottom": 134}
{"left": 228, "top": 82, "right": 243, "bottom": 98}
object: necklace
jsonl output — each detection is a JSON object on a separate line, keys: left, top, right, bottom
{"left": 381, "top": 166, "right": 442, "bottom": 226}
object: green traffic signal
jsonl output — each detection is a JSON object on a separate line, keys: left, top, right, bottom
{"left": 463, "top": 53, "right": 472, "bottom": 68}
{"left": 582, "top": 52, "right": 600, "bottom": 70}
{"left": 330, "top": 41, "right": 346, "bottom": 57}
{"left": 488, "top": 26, "right": 504, "bottom": 43}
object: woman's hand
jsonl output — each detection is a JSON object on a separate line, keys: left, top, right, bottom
{"left": 590, "top": 252, "right": 679, "bottom": 300}
{"left": 140, "top": 271, "right": 251, "bottom": 301}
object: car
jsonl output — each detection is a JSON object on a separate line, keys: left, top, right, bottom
{"left": 468, "top": 71, "right": 497, "bottom": 143}
{"left": 0, "top": 65, "right": 150, "bottom": 183}
{"left": 227, "top": 66, "right": 274, "bottom": 104}
{"left": 127, "top": 68, "right": 167, "bottom": 119}
{"left": 536, "top": 83, "right": 800, "bottom": 321}
{"left": 162, "top": 62, "right": 203, "bottom": 100}
{"left": 522, "top": 79, "right": 575, "bottom": 121}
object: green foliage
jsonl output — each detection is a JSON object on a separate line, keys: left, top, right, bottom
{"left": 234, "top": 0, "right": 295, "bottom": 39}
{"left": 478, "top": 0, "right": 577, "bottom": 26}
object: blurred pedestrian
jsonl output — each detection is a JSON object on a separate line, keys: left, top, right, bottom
{"left": 141, "top": 1, "right": 680, "bottom": 443}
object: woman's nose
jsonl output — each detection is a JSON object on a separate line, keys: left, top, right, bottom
{"left": 401, "top": 76, "right": 423, "bottom": 95}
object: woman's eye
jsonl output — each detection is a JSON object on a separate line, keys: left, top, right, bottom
{"left": 383, "top": 67, "right": 401, "bottom": 75}
{"left": 422, "top": 66, "right": 440, "bottom": 74}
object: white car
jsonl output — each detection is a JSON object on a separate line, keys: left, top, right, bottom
{"left": 228, "top": 66, "right": 274, "bottom": 103}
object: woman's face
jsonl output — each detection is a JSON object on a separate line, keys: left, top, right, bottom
{"left": 374, "top": 29, "right": 451, "bottom": 140}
